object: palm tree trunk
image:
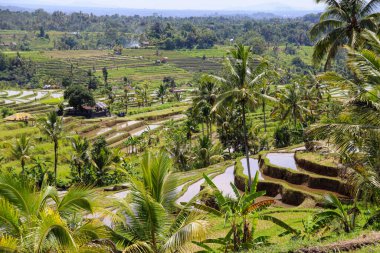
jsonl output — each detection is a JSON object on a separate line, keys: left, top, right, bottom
{"left": 78, "top": 164, "right": 81, "bottom": 180}
{"left": 54, "top": 141, "right": 58, "bottom": 186}
{"left": 206, "top": 120, "right": 210, "bottom": 139}
{"left": 161, "top": 97, "right": 164, "bottom": 104}
{"left": 242, "top": 102, "right": 252, "bottom": 190}
{"left": 21, "top": 160, "right": 25, "bottom": 174}
{"left": 263, "top": 101, "right": 267, "bottom": 132}
{"left": 151, "top": 229, "right": 158, "bottom": 253}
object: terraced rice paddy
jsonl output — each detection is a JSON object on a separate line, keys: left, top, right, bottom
{"left": 11, "top": 48, "right": 222, "bottom": 87}
{"left": 210, "top": 166, "right": 236, "bottom": 196}
{"left": 241, "top": 158, "right": 263, "bottom": 180}
{"left": 266, "top": 153, "right": 298, "bottom": 170}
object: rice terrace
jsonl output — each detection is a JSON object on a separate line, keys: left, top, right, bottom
{"left": 0, "top": 0, "right": 379, "bottom": 252}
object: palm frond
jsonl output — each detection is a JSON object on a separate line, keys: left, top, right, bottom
{"left": 34, "top": 208, "right": 77, "bottom": 252}
{"left": 58, "top": 186, "right": 95, "bottom": 214}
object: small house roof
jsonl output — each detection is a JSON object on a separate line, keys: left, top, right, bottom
{"left": 4, "top": 113, "right": 34, "bottom": 121}
{"left": 96, "top": 102, "right": 108, "bottom": 109}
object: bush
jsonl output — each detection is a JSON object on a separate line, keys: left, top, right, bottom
{"left": 0, "top": 107, "right": 14, "bottom": 118}
{"left": 274, "top": 125, "right": 291, "bottom": 148}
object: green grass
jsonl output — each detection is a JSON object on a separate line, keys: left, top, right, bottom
{"left": 126, "top": 105, "right": 189, "bottom": 120}
{"left": 39, "top": 97, "right": 63, "bottom": 105}
{"left": 296, "top": 151, "right": 339, "bottom": 168}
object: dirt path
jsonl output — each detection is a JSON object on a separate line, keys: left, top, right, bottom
{"left": 297, "top": 232, "right": 380, "bottom": 253}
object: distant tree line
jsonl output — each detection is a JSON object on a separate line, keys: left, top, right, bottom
{"left": 0, "top": 8, "right": 320, "bottom": 49}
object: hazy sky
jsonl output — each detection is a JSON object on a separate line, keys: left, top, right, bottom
{"left": 1, "top": 0, "right": 324, "bottom": 11}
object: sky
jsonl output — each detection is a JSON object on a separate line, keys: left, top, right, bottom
{"left": 0, "top": 0, "right": 324, "bottom": 11}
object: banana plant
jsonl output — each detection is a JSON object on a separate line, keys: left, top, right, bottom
{"left": 314, "top": 194, "right": 360, "bottom": 233}
{"left": 193, "top": 171, "right": 297, "bottom": 252}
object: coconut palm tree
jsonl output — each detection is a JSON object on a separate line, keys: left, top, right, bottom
{"left": 211, "top": 44, "right": 268, "bottom": 190}
{"left": 307, "top": 30, "right": 380, "bottom": 202}
{"left": 112, "top": 151, "right": 208, "bottom": 252}
{"left": 256, "top": 74, "right": 278, "bottom": 133}
{"left": 70, "top": 135, "right": 91, "bottom": 182}
{"left": 311, "top": 0, "right": 380, "bottom": 70}
{"left": 135, "top": 82, "right": 150, "bottom": 107}
{"left": 193, "top": 75, "right": 219, "bottom": 138}
{"left": 91, "top": 148, "right": 121, "bottom": 186}
{"left": 195, "top": 136, "right": 222, "bottom": 168}
{"left": 272, "top": 82, "right": 310, "bottom": 129}
{"left": 0, "top": 174, "right": 108, "bottom": 252}
{"left": 123, "top": 77, "right": 133, "bottom": 114}
{"left": 156, "top": 83, "right": 167, "bottom": 104}
{"left": 38, "top": 111, "right": 63, "bottom": 186}
{"left": 6, "top": 134, "right": 33, "bottom": 174}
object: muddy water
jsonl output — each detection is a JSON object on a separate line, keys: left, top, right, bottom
{"left": 266, "top": 153, "right": 298, "bottom": 170}
{"left": 29, "top": 91, "right": 48, "bottom": 100}
{"left": 6, "top": 90, "right": 20, "bottom": 96}
{"left": 116, "top": 120, "right": 140, "bottom": 130}
{"left": 51, "top": 93, "right": 63, "bottom": 98}
{"left": 211, "top": 166, "right": 236, "bottom": 196}
{"left": 176, "top": 178, "right": 206, "bottom": 205}
{"left": 131, "top": 124, "right": 160, "bottom": 136}
{"left": 292, "top": 147, "right": 306, "bottom": 151}
{"left": 176, "top": 167, "right": 236, "bottom": 205}
{"left": 19, "top": 90, "right": 34, "bottom": 98}
{"left": 241, "top": 158, "right": 263, "bottom": 180}
{"left": 96, "top": 127, "right": 112, "bottom": 136}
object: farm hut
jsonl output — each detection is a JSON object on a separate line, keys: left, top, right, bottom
{"left": 161, "top": 57, "right": 168, "bottom": 63}
{"left": 64, "top": 102, "right": 110, "bottom": 118}
{"left": 4, "top": 113, "right": 35, "bottom": 125}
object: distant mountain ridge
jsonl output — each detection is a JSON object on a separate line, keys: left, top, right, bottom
{"left": 0, "top": 4, "right": 319, "bottom": 18}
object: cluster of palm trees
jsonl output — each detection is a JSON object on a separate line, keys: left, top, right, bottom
{"left": 0, "top": 151, "right": 214, "bottom": 252}
{"left": 120, "top": 75, "right": 182, "bottom": 112}
{"left": 6, "top": 111, "right": 62, "bottom": 185}
{"left": 6, "top": 112, "right": 122, "bottom": 187}
{"left": 0, "top": 149, "right": 305, "bottom": 252}
{"left": 186, "top": 44, "right": 323, "bottom": 188}
{"left": 0, "top": 174, "right": 107, "bottom": 252}
{"left": 70, "top": 136, "right": 122, "bottom": 186}
{"left": 308, "top": 29, "right": 380, "bottom": 203}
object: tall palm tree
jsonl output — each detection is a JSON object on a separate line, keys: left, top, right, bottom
{"left": 156, "top": 83, "right": 167, "bottom": 104}
{"left": 38, "top": 111, "right": 63, "bottom": 186}
{"left": 6, "top": 134, "right": 33, "bottom": 174}
{"left": 193, "top": 75, "right": 219, "bottom": 138}
{"left": 123, "top": 77, "right": 133, "bottom": 114}
{"left": 308, "top": 30, "right": 380, "bottom": 202}
{"left": 212, "top": 44, "right": 268, "bottom": 189}
{"left": 0, "top": 174, "right": 108, "bottom": 252}
{"left": 113, "top": 151, "right": 208, "bottom": 252}
{"left": 272, "top": 82, "right": 310, "bottom": 129}
{"left": 91, "top": 148, "right": 121, "bottom": 186}
{"left": 70, "top": 135, "right": 90, "bottom": 182}
{"left": 311, "top": 0, "right": 380, "bottom": 70}
{"left": 257, "top": 74, "right": 278, "bottom": 133}
{"left": 135, "top": 82, "right": 149, "bottom": 107}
